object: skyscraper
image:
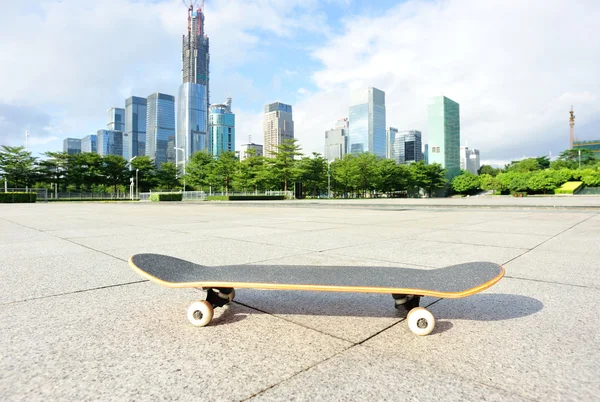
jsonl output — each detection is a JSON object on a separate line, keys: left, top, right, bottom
{"left": 107, "top": 108, "right": 125, "bottom": 131}
{"left": 263, "top": 102, "right": 294, "bottom": 158}
{"left": 81, "top": 134, "right": 97, "bottom": 153}
{"left": 209, "top": 98, "right": 235, "bottom": 156}
{"left": 386, "top": 127, "right": 398, "bottom": 159}
{"left": 177, "top": 3, "right": 210, "bottom": 165}
{"left": 427, "top": 96, "right": 460, "bottom": 179}
{"left": 97, "top": 130, "right": 123, "bottom": 157}
{"left": 392, "top": 130, "right": 424, "bottom": 164}
{"left": 63, "top": 138, "right": 81, "bottom": 155}
{"left": 125, "top": 96, "right": 147, "bottom": 158}
{"left": 460, "top": 147, "right": 481, "bottom": 174}
{"left": 325, "top": 118, "right": 349, "bottom": 161}
{"left": 146, "top": 93, "right": 176, "bottom": 167}
{"left": 348, "top": 87, "right": 386, "bottom": 157}
{"left": 240, "top": 143, "right": 263, "bottom": 161}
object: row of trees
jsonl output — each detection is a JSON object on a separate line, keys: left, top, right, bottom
{"left": 0, "top": 140, "right": 450, "bottom": 197}
{"left": 2, "top": 141, "right": 597, "bottom": 197}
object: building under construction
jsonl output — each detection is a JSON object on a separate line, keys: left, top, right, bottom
{"left": 177, "top": 1, "right": 210, "bottom": 166}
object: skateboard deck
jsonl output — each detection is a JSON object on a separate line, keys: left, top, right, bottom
{"left": 129, "top": 253, "right": 504, "bottom": 298}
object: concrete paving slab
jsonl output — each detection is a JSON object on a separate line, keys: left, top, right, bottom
{"left": 104, "top": 238, "right": 312, "bottom": 267}
{"left": 253, "top": 345, "right": 524, "bottom": 401}
{"left": 0, "top": 229, "right": 57, "bottom": 245}
{"left": 0, "top": 283, "right": 351, "bottom": 401}
{"left": 241, "top": 253, "right": 437, "bottom": 343}
{"left": 325, "top": 239, "right": 527, "bottom": 268}
{"left": 185, "top": 225, "right": 297, "bottom": 240}
{"left": 0, "top": 238, "right": 90, "bottom": 261}
{"left": 0, "top": 252, "right": 140, "bottom": 304}
{"left": 66, "top": 231, "right": 201, "bottom": 250}
{"left": 460, "top": 218, "right": 582, "bottom": 236}
{"left": 505, "top": 249, "right": 600, "bottom": 288}
{"left": 415, "top": 229, "right": 551, "bottom": 249}
{"left": 247, "top": 230, "right": 383, "bottom": 252}
{"left": 361, "top": 278, "right": 600, "bottom": 401}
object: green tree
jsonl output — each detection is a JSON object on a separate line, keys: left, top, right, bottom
{"left": 576, "top": 168, "right": 600, "bottom": 187}
{"left": 331, "top": 155, "right": 356, "bottom": 197}
{"left": 349, "top": 153, "right": 380, "bottom": 197}
{"left": 155, "top": 162, "right": 180, "bottom": 190}
{"left": 411, "top": 161, "right": 447, "bottom": 197}
{"left": 213, "top": 151, "right": 238, "bottom": 195}
{"left": 297, "top": 153, "right": 327, "bottom": 197}
{"left": 527, "top": 170, "right": 562, "bottom": 194}
{"left": 101, "top": 155, "right": 129, "bottom": 192}
{"left": 451, "top": 171, "right": 480, "bottom": 195}
{"left": 378, "top": 159, "right": 399, "bottom": 196}
{"left": 270, "top": 138, "right": 303, "bottom": 192}
{"left": 478, "top": 164, "right": 500, "bottom": 177}
{"left": 506, "top": 158, "right": 541, "bottom": 173}
{"left": 67, "top": 152, "right": 104, "bottom": 191}
{"left": 38, "top": 151, "right": 69, "bottom": 192}
{"left": 497, "top": 171, "right": 531, "bottom": 194}
{"left": 186, "top": 151, "right": 214, "bottom": 190}
{"left": 557, "top": 148, "right": 597, "bottom": 166}
{"left": 130, "top": 156, "right": 157, "bottom": 192}
{"left": 0, "top": 146, "right": 38, "bottom": 188}
{"left": 536, "top": 156, "right": 551, "bottom": 169}
{"left": 479, "top": 174, "right": 502, "bottom": 193}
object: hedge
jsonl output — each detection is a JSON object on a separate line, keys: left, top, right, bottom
{"left": 554, "top": 181, "right": 583, "bottom": 195}
{"left": 0, "top": 192, "right": 37, "bottom": 203}
{"left": 207, "top": 195, "right": 285, "bottom": 201}
{"left": 149, "top": 193, "right": 183, "bottom": 202}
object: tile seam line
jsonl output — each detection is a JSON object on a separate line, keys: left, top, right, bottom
{"left": 501, "top": 211, "right": 600, "bottom": 266}
{"left": 504, "top": 275, "right": 598, "bottom": 290}
{"left": 1, "top": 280, "right": 149, "bottom": 306}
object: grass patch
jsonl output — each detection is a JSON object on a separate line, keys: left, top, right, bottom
{"left": 554, "top": 181, "right": 583, "bottom": 195}
{"left": 149, "top": 193, "right": 183, "bottom": 202}
{"left": 207, "top": 195, "right": 285, "bottom": 201}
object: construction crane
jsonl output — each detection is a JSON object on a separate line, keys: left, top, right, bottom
{"left": 181, "top": 0, "right": 203, "bottom": 12}
{"left": 181, "top": 0, "right": 204, "bottom": 36}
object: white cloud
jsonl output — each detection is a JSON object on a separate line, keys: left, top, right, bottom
{"left": 293, "top": 0, "right": 600, "bottom": 161}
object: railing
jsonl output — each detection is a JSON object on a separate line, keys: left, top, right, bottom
{"left": 138, "top": 190, "right": 293, "bottom": 201}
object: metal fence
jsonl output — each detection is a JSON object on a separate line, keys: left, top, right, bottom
{"left": 139, "top": 190, "right": 293, "bottom": 201}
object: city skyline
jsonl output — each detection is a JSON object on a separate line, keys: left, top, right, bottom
{"left": 1, "top": 0, "right": 599, "bottom": 167}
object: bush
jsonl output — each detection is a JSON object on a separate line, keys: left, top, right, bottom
{"left": 0, "top": 192, "right": 36, "bottom": 203}
{"left": 554, "top": 182, "right": 583, "bottom": 195}
{"left": 207, "top": 195, "right": 285, "bottom": 201}
{"left": 149, "top": 193, "right": 182, "bottom": 202}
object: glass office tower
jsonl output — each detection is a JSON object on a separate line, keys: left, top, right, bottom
{"left": 146, "top": 93, "right": 176, "bottom": 167}
{"left": 107, "top": 108, "right": 125, "bottom": 131}
{"left": 427, "top": 96, "right": 460, "bottom": 179}
{"left": 325, "top": 118, "right": 349, "bottom": 161}
{"left": 178, "top": 3, "right": 210, "bottom": 165}
{"left": 348, "top": 87, "right": 386, "bottom": 157}
{"left": 81, "top": 134, "right": 97, "bottom": 153}
{"left": 392, "top": 130, "right": 423, "bottom": 164}
{"left": 97, "top": 130, "right": 123, "bottom": 157}
{"left": 125, "top": 96, "right": 147, "bottom": 158}
{"left": 209, "top": 98, "right": 235, "bottom": 156}
{"left": 63, "top": 138, "right": 81, "bottom": 155}
{"left": 263, "top": 102, "right": 294, "bottom": 158}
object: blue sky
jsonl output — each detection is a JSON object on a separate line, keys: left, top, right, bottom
{"left": 1, "top": 0, "right": 599, "bottom": 166}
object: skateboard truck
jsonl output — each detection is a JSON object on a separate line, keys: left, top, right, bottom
{"left": 392, "top": 294, "right": 421, "bottom": 311}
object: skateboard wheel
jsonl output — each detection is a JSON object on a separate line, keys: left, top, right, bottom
{"left": 407, "top": 307, "right": 435, "bottom": 336}
{"left": 187, "top": 301, "right": 214, "bottom": 327}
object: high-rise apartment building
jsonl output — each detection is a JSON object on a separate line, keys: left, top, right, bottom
{"left": 424, "top": 144, "right": 429, "bottom": 164}
{"left": 240, "top": 143, "right": 263, "bottom": 161}
{"left": 209, "top": 98, "right": 235, "bottom": 156}
{"left": 325, "top": 118, "right": 349, "bottom": 161}
{"left": 97, "top": 130, "right": 123, "bottom": 157}
{"left": 348, "top": 87, "right": 386, "bottom": 157}
{"left": 107, "top": 108, "right": 125, "bottom": 131}
{"left": 392, "top": 130, "right": 423, "bottom": 164}
{"left": 146, "top": 93, "right": 176, "bottom": 167}
{"left": 263, "top": 102, "right": 294, "bottom": 158}
{"left": 177, "top": 3, "right": 210, "bottom": 165}
{"left": 125, "top": 96, "right": 147, "bottom": 159}
{"left": 81, "top": 134, "right": 97, "bottom": 153}
{"left": 63, "top": 138, "right": 81, "bottom": 155}
{"left": 427, "top": 96, "right": 460, "bottom": 179}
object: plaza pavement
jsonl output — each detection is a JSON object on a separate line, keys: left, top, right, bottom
{"left": 1, "top": 198, "right": 599, "bottom": 400}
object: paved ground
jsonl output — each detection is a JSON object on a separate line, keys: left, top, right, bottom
{"left": 1, "top": 199, "right": 599, "bottom": 400}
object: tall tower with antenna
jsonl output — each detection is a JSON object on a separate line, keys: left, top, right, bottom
{"left": 177, "top": 0, "right": 210, "bottom": 167}
{"left": 569, "top": 106, "right": 575, "bottom": 149}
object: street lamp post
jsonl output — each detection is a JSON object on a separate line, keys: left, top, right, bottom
{"left": 327, "top": 160, "right": 332, "bottom": 199}
{"left": 578, "top": 149, "right": 581, "bottom": 169}
{"left": 174, "top": 147, "right": 186, "bottom": 192}
{"left": 136, "top": 169, "right": 139, "bottom": 200}
{"left": 129, "top": 156, "right": 138, "bottom": 200}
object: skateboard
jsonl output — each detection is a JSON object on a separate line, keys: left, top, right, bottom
{"left": 129, "top": 253, "right": 504, "bottom": 336}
